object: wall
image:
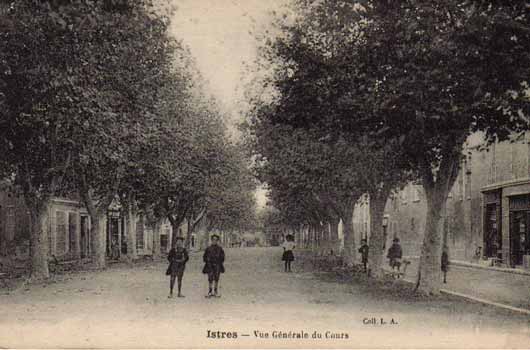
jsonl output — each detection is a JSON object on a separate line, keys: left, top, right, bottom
{"left": 371, "top": 132, "right": 530, "bottom": 263}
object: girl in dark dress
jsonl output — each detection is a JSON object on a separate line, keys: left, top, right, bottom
{"left": 281, "top": 234, "right": 295, "bottom": 272}
{"left": 166, "top": 237, "right": 189, "bottom": 298}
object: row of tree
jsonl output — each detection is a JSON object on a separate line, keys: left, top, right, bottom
{"left": 0, "top": 0, "right": 256, "bottom": 280}
{"left": 246, "top": 0, "right": 530, "bottom": 294}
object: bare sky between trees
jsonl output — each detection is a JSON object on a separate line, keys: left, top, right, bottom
{"left": 170, "top": 0, "right": 283, "bottom": 208}
{"left": 170, "top": 0, "right": 284, "bottom": 132}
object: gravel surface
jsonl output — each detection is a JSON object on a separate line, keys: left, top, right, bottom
{"left": 1, "top": 247, "right": 529, "bottom": 348}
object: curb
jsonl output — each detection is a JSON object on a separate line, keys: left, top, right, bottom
{"left": 451, "top": 260, "right": 530, "bottom": 276}
{"left": 440, "top": 289, "right": 530, "bottom": 316}
{"left": 403, "top": 256, "right": 530, "bottom": 277}
{"left": 378, "top": 266, "right": 530, "bottom": 317}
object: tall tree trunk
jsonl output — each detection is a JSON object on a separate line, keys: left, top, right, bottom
{"left": 329, "top": 217, "right": 340, "bottom": 255}
{"left": 168, "top": 215, "right": 185, "bottom": 249}
{"left": 367, "top": 188, "right": 391, "bottom": 278}
{"left": 307, "top": 225, "right": 311, "bottom": 249}
{"left": 185, "top": 209, "right": 205, "bottom": 249}
{"left": 28, "top": 203, "right": 50, "bottom": 280}
{"left": 152, "top": 220, "right": 161, "bottom": 259}
{"left": 416, "top": 186, "right": 445, "bottom": 294}
{"left": 341, "top": 206, "right": 356, "bottom": 266}
{"left": 90, "top": 212, "right": 107, "bottom": 268}
{"left": 126, "top": 193, "right": 137, "bottom": 260}
{"left": 79, "top": 176, "right": 115, "bottom": 269}
{"left": 416, "top": 154, "right": 459, "bottom": 294}
{"left": 83, "top": 201, "right": 108, "bottom": 269}
{"left": 186, "top": 219, "right": 192, "bottom": 249}
{"left": 312, "top": 224, "right": 318, "bottom": 251}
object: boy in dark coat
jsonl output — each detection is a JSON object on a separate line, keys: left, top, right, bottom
{"left": 166, "top": 236, "right": 189, "bottom": 298}
{"left": 441, "top": 245, "right": 449, "bottom": 284}
{"left": 358, "top": 238, "right": 369, "bottom": 273}
{"left": 387, "top": 237, "right": 403, "bottom": 276}
{"left": 202, "top": 234, "right": 225, "bottom": 297}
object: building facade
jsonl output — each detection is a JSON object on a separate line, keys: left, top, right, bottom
{"left": 0, "top": 188, "right": 193, "bottom": 262}
{"left": 353, "top": 132, "right": 530, "bottom": 270}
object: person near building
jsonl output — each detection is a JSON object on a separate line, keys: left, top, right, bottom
{"left": 166, "top": 236, "right": 189, "bottom": 298}
{"left": 358, "top": 238, "right": 369, "bottom": 273}
{"left": 441, "top": 245, "right": 449, "bottom": 284}
{"left": 387, "top": 237, "right": 403, "bottom": 277}
{"left": 281, "top": 234, "right": 295, "bottom": 272}
{"left": 202, "top": 234, "right": 225, "bottom": 297}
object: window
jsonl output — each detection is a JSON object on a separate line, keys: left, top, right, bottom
{"left": 56, "top": 211, "right": 67, "bottom": 255}
{"left": 160, "top": 227, "right": 170, "bottom": 253}
{"left": 410, "top": 217, "right": 415, "bottom": 232}
{"left": 136, "top": 217, "right": 144, "bottom": 250}
{"left": 68, "top": 213, "right": 77, "bottom": 253}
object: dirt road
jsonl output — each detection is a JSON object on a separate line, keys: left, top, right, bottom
{"left": 1, "top": 247, "right": 528, "bottom": 348}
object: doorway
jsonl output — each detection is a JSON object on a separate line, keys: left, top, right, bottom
{"left": 484, "top": 204, "right": 500, "bottom": 258}
{"left": 107, "top": 217, "right": 120, "bottom": 257}
{"left": 510, "top": 211, "right": 530, "bottom": 267}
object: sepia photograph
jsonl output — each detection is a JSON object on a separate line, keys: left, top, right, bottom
{"left": 0, "top": 0, "right": 529, "bottom": 348}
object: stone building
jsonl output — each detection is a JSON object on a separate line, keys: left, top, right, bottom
{"left": 0, "top": 187, "right": 192, "bottom": 262}
{"left": 354, "top": 132, "right": 530, "bottom": 270}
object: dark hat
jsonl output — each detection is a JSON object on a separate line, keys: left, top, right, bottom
{"left": 211, "top": 234, "right": 220, "bottom": 240}
{"left": 393, "top": 237, "right": 400, "bottom": 243}
{"left": 361, "top": 238, "right": 367, "bottom": 242}
{"left": 175, "top": 236, "right": 185, "bottom": 241}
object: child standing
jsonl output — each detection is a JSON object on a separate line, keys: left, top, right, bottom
{"left": 387, "top": 237, "right": 403, "bottom": 277}
{"left": 166, "top": 236, "right": 189, "bottom": 298}
{"left": 358, "top": 238, "right": 369, "bottom": 273}
{"left": 202, "top": 234, "right": 225, "bottom": 297}
{"left": 281, "top": 234, "right": 295, "bottom": 272}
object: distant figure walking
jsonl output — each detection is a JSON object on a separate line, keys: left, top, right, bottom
{"left": 166, "top": 236, "right": 189, "bottom": 298}
{"left": 202, "top": 234, "right": 225, "bottom": 297}
{"left": 441, "top": 245, "right": 449, "bottom": 284}
{"left": 281, "top": 234, "right": 295, "bottom": 272}
{"left": 387, "top": 238, "right": 403, "bottom": 277}
{"left": 358, "top": 238, "right": 369, "bottom": 273}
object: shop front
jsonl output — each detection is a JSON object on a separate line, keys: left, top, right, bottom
{"left": 483, "top": 183, "right": 530, "bottom": 269}
{"left": 508, "top": 195, "right": 530, "bottom": 268}
{"left": 482, "top": 190, "right": 502, "bottom": 260}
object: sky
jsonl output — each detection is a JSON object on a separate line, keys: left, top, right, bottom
{"left": 170, "top": 0, "right": 285, "bottom": 208}
{"left": 170, "top": 0, "right": 285, "bottom": 130}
